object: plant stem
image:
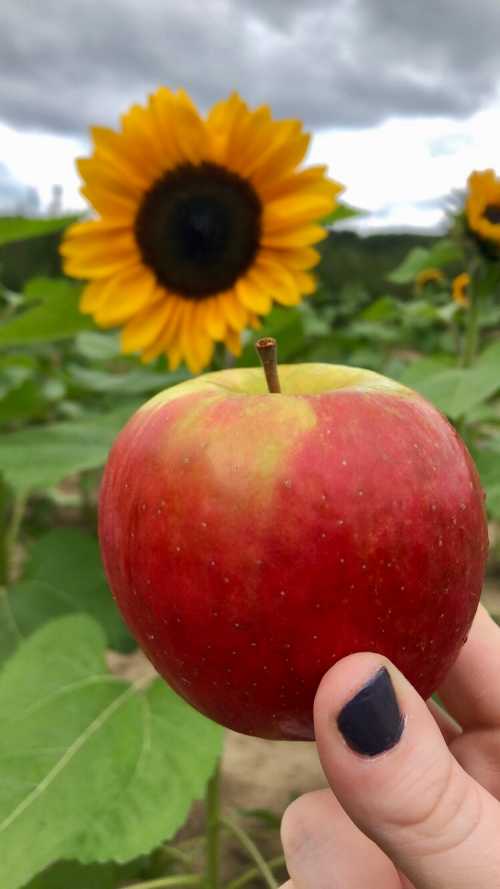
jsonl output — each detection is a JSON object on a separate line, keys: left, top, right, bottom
{"left": 122, "top": 876, "right": 202, "bottom": 889}
{"left": 225, "top": 855, "right": 286, "bottom": 889}
{"left": 255, "top": 337, "right": 281, "bottom": 393}
{"left": 205, "top": 761, "right": 222, "bottom": 889}
{"left": 461, "top": 264, "right": 481, "bottom": 368}
{"left": 1, "top": 489, "right": 29, "bottom": 585}
{"left": 221, "top": 817, "right": 279, "bottom": 889}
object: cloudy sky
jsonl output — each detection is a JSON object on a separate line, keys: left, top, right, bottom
{"left": 2, "top": 0, "right": 500, "bottom": 230}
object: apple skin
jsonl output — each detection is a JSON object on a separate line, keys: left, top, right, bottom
{"left": 99, "top": 364, "right": 489, "bottom": 740}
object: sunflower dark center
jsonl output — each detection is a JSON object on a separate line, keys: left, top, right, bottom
{"left": 483, "top": 204, "right": 500, "bottom": 225}
{"left": 134, "top": 162, "right": 262, "bottom": 298}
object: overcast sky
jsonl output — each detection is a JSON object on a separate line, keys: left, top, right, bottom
{"left": 2, "top": 0, "right": 500, "bottom": 230}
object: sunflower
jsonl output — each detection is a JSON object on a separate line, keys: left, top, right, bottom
{"left": 451, "top": 272, "right": 470, "bottom": 308}
{"left": 466, "top": 169, "right": 500, "bottom": 246}
{"left": 415, "top": 267, "right": 444, "bottom": 290}
{"left": 61, "top": 88, "right": 342, "bottom": 373}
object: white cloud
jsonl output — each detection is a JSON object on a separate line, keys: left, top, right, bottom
{"left": 2, "top": 99, "right": 500, "bottom": 231}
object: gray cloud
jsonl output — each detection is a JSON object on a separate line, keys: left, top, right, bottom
{"left": 1, "top": 0, "right": 500, "bottom": 137}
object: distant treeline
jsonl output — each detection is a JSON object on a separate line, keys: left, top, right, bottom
{"left": 0, "top": 226, "right": 436, "bottom": 297}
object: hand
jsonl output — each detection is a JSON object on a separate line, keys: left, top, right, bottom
{"left": 280, "top": 604, "right": 500, "bottom": 888}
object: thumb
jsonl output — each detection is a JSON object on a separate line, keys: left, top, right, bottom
{"left": 314, "top": 653, "right": 500, "bottom": 889}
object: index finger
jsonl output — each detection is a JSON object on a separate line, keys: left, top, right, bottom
{"left": 437, "top": 603, "right": 500, "bottom": 729}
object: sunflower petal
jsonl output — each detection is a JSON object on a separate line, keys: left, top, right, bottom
{"left": 224, "top": 328, "right": 242, "bottom": 357}
{"left": 218, "top": 291, "right": 248, "bottom": 331}
{"left": 121, "top": 299, "right": 176, "bottom": 353}
{"left": 202, "top": 298, "right": 227, "bottom": 340}
{"left": 171, "top": 101, "right": 208, "bottom": 165}
{"left": 254, "top": 259, "right": 301, "bottom": 306}
{"left": 263, "top": 192, "right": 336, "bottom": 233}
{"left": 235, "top": 274, "right": 272, "bottom": 314}
{"left": 80, "top": 280, "right": 106, "bottom": 313}
{"left": 259, "top": 247, "right": 321, "bottom": 271}
{"left": 261, "top": 225, "right": 328, "bottom": 249}
{"left": 94, "top": 267, "right": 160, "bottom": 327}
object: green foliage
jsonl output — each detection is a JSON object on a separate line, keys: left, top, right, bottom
{"left": 0, "top": 616, "right": 144, "bottom": 889}
{"left": 0, "top": 615, "right": 222, "bottom": 888}
{"left": 0, "top": 401, "right": 140, "bottom": 491}
{"left": 0, "top": 208, "right": 499, "bottom": 887}
{"left": 388, "top": 239, "right": 462, "bottom": 284}
{"left": 0, "top": 278, "right": 94, "bottom": 346}
{"left": 6, "top": 528, "right": 134, "bottom": 655}
{"left": 0, "top": 216, "right": 77, "bottom": 247}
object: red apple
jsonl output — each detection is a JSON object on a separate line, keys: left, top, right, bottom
{"left": 99, "top": 361, "right": 489, "bottom": 740}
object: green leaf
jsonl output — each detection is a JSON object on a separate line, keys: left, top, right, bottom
{"left": 0, "top": 216, "right": 77, "bottom": 246}
{"left": 387, "top": 247, "right": 430, "bottom": 284}
{"left": 66, "top": 680, "right": 223, "bottom": 863}
{"left": 8, "top": 528, "right": 134, "bottom": 653}
{"left": 73, "top": 331, "right": 121, "bottom": 362}
{"left": 0, "top": 278, "right": 94, "bottom": 346}
{"left": 361, "top": 296, "right": 399, "bottom": 322}
{"left": 67, "top": 364, "right": 189, "bottom": 395}
{"left": 323, "top": 203, "right": 365, "bottom": 224}
{"left": 0, "top": 615, "right": 144, "bottom": 889}
{"left": 387, "top": 239, "right": 462, "bottom": 284}
{"left": 399, "top": 356, "right": 455, "bottom": 387}
{"left": 401, "top": 363, "right": 500, "bottom": 419}
{"left": 0, "top": 401, "right": 140, "bottom": 492}
{"left": 25, "top": 860, "right": 118, "bottom": 889}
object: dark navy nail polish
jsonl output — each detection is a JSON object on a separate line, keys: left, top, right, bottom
{"left": 337, "top": 667, "right": 405, "bottom": 756}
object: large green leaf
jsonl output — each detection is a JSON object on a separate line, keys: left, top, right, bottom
{"left": 0, "top": 216, "right": 77, "bottom": 246}
{"left": 67, "top": 364, "right": 189, "bottom": 395}
{"left": 0, "top": 278, "right": 94, "bottom": 346}
{"left": 387, "top": 240, "right": 462, "bottom": 284}
{"left": 401, "top": 364, "right": 500, "bottom": 419}
{"left": 7, "top": 528, "right": 133, "bottom": 653}
{"left": 0, "top": 401, "right": 140, "bottom": 492}
{"left": 25, "top": 860, "right": 118, "bottom": 889}
{"left": 0, "top": 615, "right": 144, "bottom": 889}
{"left": 67, "top": 679, "right": 223, "bottom": 863}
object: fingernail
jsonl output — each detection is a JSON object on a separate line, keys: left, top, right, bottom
{"left": 337, "top": 666, "right": 405, "bottom": 756}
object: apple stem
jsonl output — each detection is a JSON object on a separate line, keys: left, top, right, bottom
{"left": 255, "top": 337, "right": 281, "bottom": 394}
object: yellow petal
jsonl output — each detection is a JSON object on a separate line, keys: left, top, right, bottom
{"left": 80, "top": 280, "right": 106, "bottom": 313}
{"left": 225, "top": 106, "right": 274, "bottom": 175}
{"left": 218, "top": 291, "right": 248, "bottom": 331}
{"left": 263, "top": 191, "right": 336, "bottom": 233}
{"left": 141, "top": 297, "right": 185, "bottom": 361}
{"left": 206, "top": 92, "right": 248, "bottom": 164}
{"left": 201, "top": 298, "right": 226, "bottom": 340}
{"left": 259, "top": 247, "right": 321, "bottom": 271}
{"left": 147, "top": 87, "right": 183, "bottom": 168}
{"left": 235, "top": 274, "right": 272, "bottom": 314}
{"left": 254, "top": 259, "right": 300, "bottom": 305}
{"left": 171, "top": 101, "right": 208, "bottom": 165}
{"left": 90, "top": 126, "right": 153, "bottom": 188}
{"left": 94, "top": 267, "right": 160, "bottom": 327}
{"left": 294, "top": 271, "right": 317, "bottom": 295}
{"left": 121, "top": 299, "right": 176, "bottom": 352}
{"left": 250, "top": 133, "right": 311, "bottom": 191}
{"left": 80, "top": 183, "right": 136, "bottom": 221}
{"left": 224, "top": 328, "right": 242, "bottom": 356}
{"left": 77, "top": 158, "right": 143, "bottom": 201}
{"left": 261, "top": 225, "right": 328, "bottom": 249}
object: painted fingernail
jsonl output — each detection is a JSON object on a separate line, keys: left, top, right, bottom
{"left": 337, "top": 666, "right": 405, "bottom": 756}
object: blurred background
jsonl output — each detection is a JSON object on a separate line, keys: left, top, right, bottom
{"left": 2, "top": 0, "right": 500, "bottom": 230}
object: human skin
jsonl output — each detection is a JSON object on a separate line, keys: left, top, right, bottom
{"left": 99, "top": 364, "right": 488, "bottom": 740}
{"left": 280, "top": 604, "right": 500, "bottom": 888}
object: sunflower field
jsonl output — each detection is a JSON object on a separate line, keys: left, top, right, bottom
{"left": 0, "top": 89, "right": 500, "bottom": 889}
